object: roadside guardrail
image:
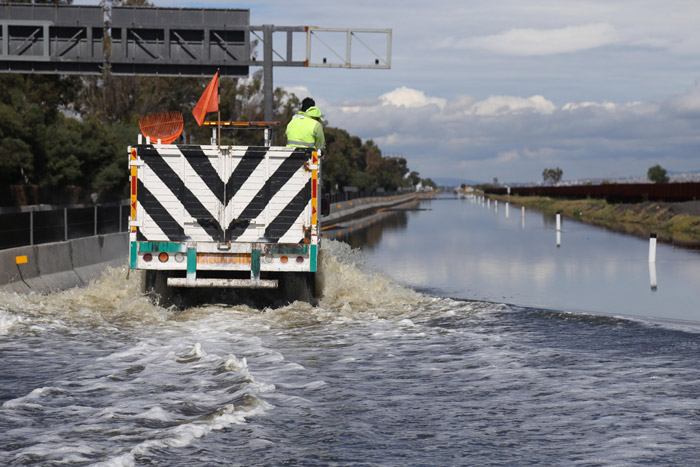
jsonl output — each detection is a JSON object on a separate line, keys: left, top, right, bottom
{"left": 0, "top": 202, "right": 129, "bottom": 251}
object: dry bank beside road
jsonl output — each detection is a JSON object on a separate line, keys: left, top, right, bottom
{"left": 485, "top": 194, "right": 700, "bottom": 247}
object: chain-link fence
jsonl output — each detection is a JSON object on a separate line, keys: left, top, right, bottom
{"left": 0, "top": 203, "right": 130, "bottom": 250}
{"left": 324, "top": 190, "right": 399, "bottom": 204}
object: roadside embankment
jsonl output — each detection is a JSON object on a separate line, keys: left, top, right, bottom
{"left": 0, "top": 233, "right": 128, "bottom": 294}
{"left": 486, "top": 194, "right": 700, "bottom": 247}
{"left": 323, "top": 193, "right": 426, "bottom": 224}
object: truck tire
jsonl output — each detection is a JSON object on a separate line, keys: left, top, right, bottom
{"left": 280, "top": 272, "right": 318, "bottom": 305}
{"left": 142, "top": 270, "right": 173, "bottom": 306}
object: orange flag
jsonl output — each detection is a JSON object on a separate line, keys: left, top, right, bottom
{"left": 192, "top": 71, "right": 219, "bottom": 126}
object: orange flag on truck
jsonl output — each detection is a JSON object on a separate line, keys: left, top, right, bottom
{"left": 192, "top": 71, "right": 219, "bottom": 126}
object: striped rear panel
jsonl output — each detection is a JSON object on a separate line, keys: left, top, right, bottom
{"left": 134, "top": 145, "right": 314, "bottom": 245}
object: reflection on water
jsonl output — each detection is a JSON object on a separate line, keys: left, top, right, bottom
{"left": 356, "top": 195, "right": 700, "bottom": 324}
{"left": 321, "top": 200, "right": 417, "bottom": 250}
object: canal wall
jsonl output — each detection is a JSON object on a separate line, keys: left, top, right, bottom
{"left": 0, "top": 193, "right": 425, "bottom": 294}
{"left": 0, "top": 232, "right": 128, "bottom": 294}
{"left": 324, "top": 193, "right": 420, "bottom": 224}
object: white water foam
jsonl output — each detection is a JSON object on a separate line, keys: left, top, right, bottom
{"left": 0, "top": 309, "right": 23, "bottom": 335}
{"left": 0, "top": 266, "right": 170, "bottom": 330}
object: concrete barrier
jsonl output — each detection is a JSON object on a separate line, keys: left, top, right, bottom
{"left": 0, "top": 232, "right": 128, "bottom": 294}
{"left": 324, "top": 193, "right": 419, "bottom": 224}
{"left": 69, "top": 234, "right": 128, "bottom": 285}
{"left": 0, "top": 245, "right": 35, "bottom": 294}
{"left": 0, "top": 195, "right": 423, "bottom": 295}
{"left": 36, "top": 242, "right": 83, "bottom": 292}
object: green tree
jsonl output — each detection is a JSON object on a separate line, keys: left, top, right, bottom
{"left": 422, "top": 178, "right": 437, "bottom": 189}
{"left": 647, "top": 164, "right": 669, "bottom": 184}
{"left": 1, "top": 58, "right": 424, "bottom": 203}
{"left": 0, "top": 74, "right": 82, "bottom": 186}
{"left": 408, "top": 171, "right": 421, "bottom": 187}
{"left": 542, "top": 167, "right": 563, "bottom": 185}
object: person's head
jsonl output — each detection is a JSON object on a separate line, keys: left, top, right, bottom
{"left": 305, "top": 106, "right": 323, "bottom": 121}
{"left": 301, "top": 97, "right": 315, "bottom": 112}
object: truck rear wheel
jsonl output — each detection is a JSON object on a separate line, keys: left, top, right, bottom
{"left": 142, "top": 270, "right": 175, "bottom": 306}
{"left": 280, "top": 272, "right": 318, "bottom": 305}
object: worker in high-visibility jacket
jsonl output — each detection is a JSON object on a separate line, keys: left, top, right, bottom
{"left": 286, "top": 105, "right": 325, "bottom": 151}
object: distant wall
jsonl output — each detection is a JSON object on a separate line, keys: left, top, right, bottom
{"left": 324, "top": 193, "right": 419, "bottom": 223}
{"left": 0, "top": 233, "right": 128, "bottom": 294}
{"left": 484, "top": 182, "right": 700, "bottom": 202}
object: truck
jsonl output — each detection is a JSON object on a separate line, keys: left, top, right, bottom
{"left": 127, "top": 126, "right": 323, "bottom": 304}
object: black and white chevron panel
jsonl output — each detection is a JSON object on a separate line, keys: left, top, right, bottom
{"left": 136, "top": 145, "right": 313, "bottom": 244}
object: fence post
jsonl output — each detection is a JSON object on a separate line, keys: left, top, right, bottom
{"left": 64, "top": 208, "right": 68, "bottom": 241}
{"left": 119, "top": 205, "right": 122, "bottom": 232}
{"left": 30, "top": 211, "right": 34, "bottom": 246}
{"left": 94, "top": 205, "right": 98, "bottom": 236}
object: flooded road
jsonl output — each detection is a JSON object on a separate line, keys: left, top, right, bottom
{"left": 1, "top": 197, "right": 699, "bottom": 465}
{"left": 346, "top": 195, "right": 700, "bottom": 325}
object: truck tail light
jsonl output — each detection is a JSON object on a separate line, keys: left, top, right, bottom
{"left": 296, "top": 256, "right": 304, "bottom": 264}
{"left": 158, "top": 252, "right": 169, "bottom": 262}
{"left": 280, "top": 256, "right": 288, "bottom": 263}
{"left": 143, "top": 253, "right": 153, "bottom": 262}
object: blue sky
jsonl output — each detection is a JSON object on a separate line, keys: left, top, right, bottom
{"left": 85, "top": 0, "right": 700, "bottom": 184}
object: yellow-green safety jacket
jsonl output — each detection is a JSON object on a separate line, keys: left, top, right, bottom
{"left": 285, "top": 112, "right": 325, "bottom": 150}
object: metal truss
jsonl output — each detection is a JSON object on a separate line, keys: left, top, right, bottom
{"left": 0, "top": 4, "right": 392, "bottom": 122}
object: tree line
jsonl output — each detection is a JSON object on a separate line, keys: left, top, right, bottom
{"left": 1, "top": 2, "right": 435, "bottom": 204}
{"left": 0, "top": 71, "right": 435, "bottom": 204}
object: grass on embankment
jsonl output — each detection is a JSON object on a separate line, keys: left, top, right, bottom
{"left": 485, "top": 194, "right": 700, "bottom": 246}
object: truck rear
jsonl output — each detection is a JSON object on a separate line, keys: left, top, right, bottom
{"left": 128, "top": 140, "right": 321, "bottom": 302}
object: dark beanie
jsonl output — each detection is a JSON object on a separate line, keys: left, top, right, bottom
{"left": 301, "top": 97, "right": 315, "bottom": 112}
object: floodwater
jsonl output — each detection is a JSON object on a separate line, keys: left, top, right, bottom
{"left": 340, "top": 195, "right": 700, "bottom": 325}
{"left": 1, "top": 196, "right": 699, "bottom": 465}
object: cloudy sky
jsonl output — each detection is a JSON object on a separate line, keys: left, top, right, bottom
{"left": 109, "top": 1, "right": 700, "bottom": 184}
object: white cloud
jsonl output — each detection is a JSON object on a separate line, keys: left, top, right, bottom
{"left": 379, "top": 86, "right": 447, "bottom": 110}
{"left": 662, "top": 79, "right": 700, "bottom": 117}
{"left": 562, "top": 101, "right": 618, "bottom": 112}
{"left": 447, "top": 23, "right": 618, "bottom": 56}
{"left": 327, "top": 81, "right": 700, "bottom": 183}
{"left": 467, "top": 95, "right": 556, "bottom": 116}
{"left": 494, "top": 149, "right": 520, "bottom": 164}
{"left": 283, "top": 85, "right": 312, "bottom": 100}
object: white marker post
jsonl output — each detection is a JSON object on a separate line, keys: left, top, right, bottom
{"left": 505, "top": 202, "right": 510, "bottom": 219}
{"left": 556, "top": 212, "right": 562, "bottom": 247}
{"left": 521, "top": 206, "right": 525, "bottom": 228}
{"left": 649, "top": 262, "right": 658, "bottom": 291}
{"left": 648, "top": 233, "right": 657, "bottom": 263}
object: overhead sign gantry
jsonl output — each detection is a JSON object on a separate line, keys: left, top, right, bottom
{"left": 0, "top": 3, "right": 392, "bottom": 120}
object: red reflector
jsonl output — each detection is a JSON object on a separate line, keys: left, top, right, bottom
{"left": 296, "top": 256, "right": 304, "bottom": 264}
{"left": 143, "top": 253, "right": 153, "bottom": 262}
{"left": 158, "top": 252, "right": 169, "bottom": 262}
